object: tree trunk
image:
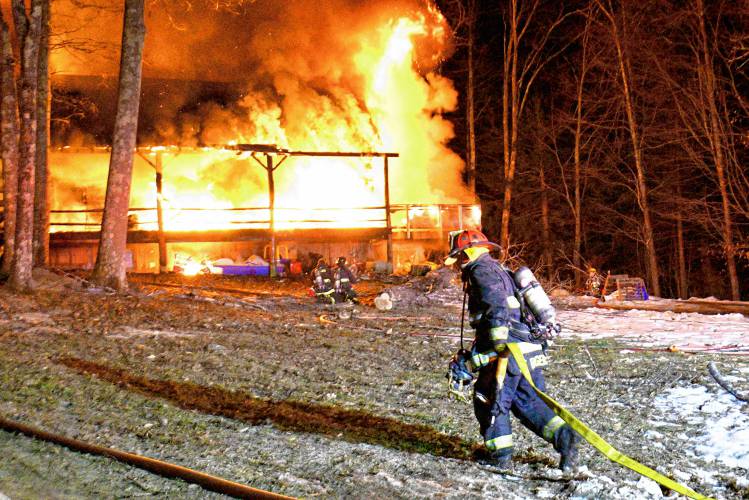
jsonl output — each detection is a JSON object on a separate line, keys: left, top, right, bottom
{"left": 572, "top": 13, "right": 591, "bottom": 288}
{"left": 500, "top": 0, "right": 520, "bottom": 253}
{"left": 0, "top": 14, "right": 19, "bottom": 275}
{"left": 540, "top": 164, "right": 552, "bottom": 282}
{"left": 498, "top": 0, "right": 561, "bottom": 254}
{"left": 605, "top": 2, "right": 661, "bottom": 296}
{"left": 32, "top": 0, "right": 50, "bottom": 268}
{"left": 676, "top": 213, "right": 687, "bottom": 299}
{"left": 9, "top": 0, "right": 42, "bottom": 292}
{"left": 465, "top": 0, "right": 477, "bottom": 193}
{"left": 500, "top": 3, "right": 513, "bottom": 253}
{"left": 91, "top": 0, "right": 145, "bottom": 291}
{"left": 696, "top": 0, "right": 740, "bottom": 300}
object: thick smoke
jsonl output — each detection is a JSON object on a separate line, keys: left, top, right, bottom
{"left": 51, "top": 0, "right": 473, "bottom": 207}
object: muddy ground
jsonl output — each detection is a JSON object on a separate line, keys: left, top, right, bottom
{"left": 0, "top": 269, "right": 746, "bottom": 499}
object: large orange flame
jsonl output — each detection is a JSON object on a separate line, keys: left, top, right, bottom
{"left": 50, "top": 2, "right": 475, "bottom": 234}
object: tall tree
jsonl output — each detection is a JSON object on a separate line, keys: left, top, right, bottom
{"left": 464, "top": 0, "right": 477, "bottom": 191}
{"left": 32, "top": 0, "right": 50, "bottom": 267}
{"left": 570, "top": 8, "right": 594, "bottom": 288}
{"left": 8, "top": 0, "right": 43, "bottom": 292}
{"left": 595, "top": 0, "right": 661, "bottom": 296}
{"left": 656, "top": 0, "right": 743, "bottom": 299}
{"left": 674, "top": 176, "right": 688, "bottom": 299}
{"left": 498, "top": 0, "right": 569, "bottom": 252}
{"left": 692, "top": 0, "right": 739, "bottom": 300}
{"left": 91, "top": 0, "right": 145, "bottom": 291}
{"left": 440, "top": 0, "right": 481, "bottom": 192}
{"left": 0, "top": 12, "right": 19, "bottom": 275}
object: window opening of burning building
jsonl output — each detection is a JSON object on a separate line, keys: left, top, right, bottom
{"left": 44, "top": 0, "right": 481, "bottom": 278}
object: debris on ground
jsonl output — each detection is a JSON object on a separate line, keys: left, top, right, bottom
{"left": 375, "top": 268, "right": 458, "bottom": 310}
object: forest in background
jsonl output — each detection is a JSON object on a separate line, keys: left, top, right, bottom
{"left": 439, "top": 0, "right": 748, "bottom": 300}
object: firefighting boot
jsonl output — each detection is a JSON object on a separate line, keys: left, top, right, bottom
{"left": 489, "top": 451, "right": 513, "bottom": 472}
{"left": 555, "top": 425, "right": 580, "bottom": 472}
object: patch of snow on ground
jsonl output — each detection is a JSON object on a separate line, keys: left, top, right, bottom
{"left": 571, "top": 475, "right": 665, "bottom": 500}
{"left": 557, "top": 307, "right": 749, "bottom": 352}
{"left": 652, "top": 385, "right": 749, "bottom": 470}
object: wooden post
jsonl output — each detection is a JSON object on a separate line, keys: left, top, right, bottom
{"left": 437, "top": 204, "right": 444, "bottom": 243}
{"left": 266, "top": 153, "right": 276, "bottom": 278}
{"left": 384, "top": 155, "right": 393, "bottom": 271}
{"left": 155, "top": 152, "right": 167, "bottom": 273}
{"left": 406, "top": 204, "right": 411, "bottom": 239}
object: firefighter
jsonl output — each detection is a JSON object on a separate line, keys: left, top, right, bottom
{"left": 445, "top": 230, "right": 579, "bottom": 472}
{"left": 585, "top": 267, "right": 603, "bottom": 297}
{"left": 311, "top": 258, "right": 335, "bottom": 304}
{"left": 333, "top": 256, "right": 358, "bottom": 303}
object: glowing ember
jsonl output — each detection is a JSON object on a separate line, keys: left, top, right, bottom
{"left": 180, "top": 260, "right": 204, "bottom": 276}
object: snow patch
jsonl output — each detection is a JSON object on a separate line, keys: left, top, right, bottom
{"left": 636, "top": 476, "right": 663, "bottom": 498}
{"left": 558, "top": 306, "right": 749, "bottom": 353}
{"left": 653, "top": 385, "right": 749, "bottom": 470}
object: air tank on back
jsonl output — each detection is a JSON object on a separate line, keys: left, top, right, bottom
{"left": 513, "top": 267, "right": 556, "bottom": 325}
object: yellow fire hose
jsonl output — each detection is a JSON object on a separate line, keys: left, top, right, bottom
{"left": 506, "top": 343, "right": 712, "bottom": 500}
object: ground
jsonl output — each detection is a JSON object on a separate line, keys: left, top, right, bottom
{"left": 0, "top": 270, "right": 747, "bottom": 499}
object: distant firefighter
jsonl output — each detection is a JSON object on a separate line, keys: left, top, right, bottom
{"left": 334, "top": 256, "right": 358, "bottom": 303}
{"left": 585, "top": 267, "right": 603, "bottom": 297}
{"left": 311, "top": 258, "right": 335, "bottom": 304}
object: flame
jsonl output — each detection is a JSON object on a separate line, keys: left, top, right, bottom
{"left": 181, "top": 260, "right": 205, "bottom": 276}
{"left": 50, "top": 2, "right": 474, "bottom": 235}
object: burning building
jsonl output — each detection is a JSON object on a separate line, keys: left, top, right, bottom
{"left": 46, "top": 0, "right": 481, "bottom": 275}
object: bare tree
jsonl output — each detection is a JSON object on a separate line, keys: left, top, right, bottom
{"left": 0, "top": 13, "right": 19, "bottom": 275}
{"left": 675, "top": 176, "right": 688, "bottom": 299}
{"left": 499, "top": 0, "right": 570, "bottom": 252}
{"left": 691, "top": 0, "right": 740, "bottom": 299}
{"left": 440, "top": 0, "right": 481, "bottom": 192}
{"left": 569, "top": 7, "right": 595, "bottom": 288}
{"left": 655, "top": 0, "right": 743, "bottom": 300}
{"left": 595, "top": 0, "right": 661, "bottom": 296}
{"left": 91, "top": 0, "right": 145, "bottom": 291}
{"left": 8, "top": 0, "right": 43, "bottom": 292}
{"left": 464, "top": 0, "right": 477, "bottom": 191}
{"left": 33, "top": 0, "right": 50, "bottom": 267}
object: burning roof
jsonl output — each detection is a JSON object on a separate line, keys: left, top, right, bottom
{"left": 50, "top": 0, "right": 475, "bottom": 234}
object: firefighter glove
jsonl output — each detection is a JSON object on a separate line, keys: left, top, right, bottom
{"left": 447, "top": 349, "right": 474, "bottom": 402}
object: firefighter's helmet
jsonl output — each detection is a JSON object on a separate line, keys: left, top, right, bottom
{"left": 445, "top": 230, "right": 500, "bottom": 264}
{"left": 337, "top": 256, "right": 347, "bottom": 266}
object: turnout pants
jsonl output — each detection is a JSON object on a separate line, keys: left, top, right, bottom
{"left": 473, "top": 342, "right": 566, "bottom": 458}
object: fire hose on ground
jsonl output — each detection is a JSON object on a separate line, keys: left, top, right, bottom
{"left": 0, "top": 416, "right": 294, "bottom": 500}
{"left": 505, "top": 343, "right": 713, "bottom": 500}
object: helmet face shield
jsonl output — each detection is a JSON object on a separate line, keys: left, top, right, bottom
{"left": 445, "top": 231, "right": 464, "bottom": 265}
